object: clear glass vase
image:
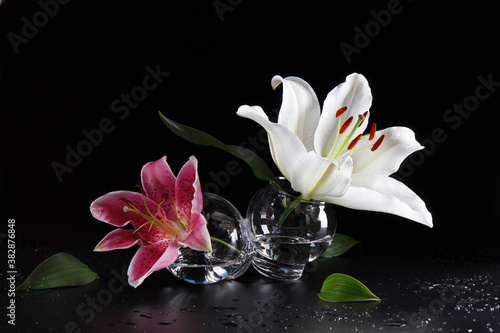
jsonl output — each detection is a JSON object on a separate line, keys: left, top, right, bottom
{"left": 167, "top": 193, "right": 253, "bottom": 284}
{"left": 247, "top": 178, "right": 337, "bottom": 281}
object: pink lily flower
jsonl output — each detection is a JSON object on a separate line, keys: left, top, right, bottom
{"left": 90, "top": 156, "right": 212, "bottom": 288}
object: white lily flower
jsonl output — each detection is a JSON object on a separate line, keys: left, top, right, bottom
{"left": 237, "top": 73, "right": 432, "bottom": 227}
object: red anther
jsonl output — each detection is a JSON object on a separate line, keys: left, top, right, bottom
{"left": 371, "top": 134, "right": 385, "bottom": 151}
{"left": 135, "top": 184, "right": 145, "bottom": 195}
{"left": 119, "top": 197, "right": 133, "bottom": 205}
{"left": 336, "top": 106, "right": 348, "bottom": 117}
{"left": 339, "top": 116, "right": 353, "bottom": 134}
{"left": 369, "top": 122, "right": 377, "bottom": 141}
{"left": 359, "top": 111, "right": 369, "bottom": 126}
{"left": 348, "top": 133, "right": 363, "bottom": 150}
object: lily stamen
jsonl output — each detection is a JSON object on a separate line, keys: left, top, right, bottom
{"left": 156, "top": 197, "right": 167, "bottom": 221}
{"left": 369, "top": 123, "right": 377, "bottom": 141}
{"left": 132, "top": 220, "right": 155, "bottom": 235}
{"left": 120, "top": 194, "right": 184, "bottom": 236}
{"left": 347, "top": 133, "right": 363, "bottom": 150}
{"left": 326, "top": 110, "right": 385, "bottom": 160}
{"left": 138, "top": 192, "right": 156, "bottom": 224}
{"left": 336, "top": 106, "right": 348, "bottom": 117}
{"left": 339, "top": 116, "right": 353, "bottom": 134}
{"left": 135, "top": 184, "right": 146, "bottom": 195}
{"left": 332, "top": 114, "right": 366, "bottom": 159}
{"left": 371, "top": 135, "right": 385, "bottom": 151}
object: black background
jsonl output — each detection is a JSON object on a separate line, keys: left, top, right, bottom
{"left": 1, "top": 0, "right": 499, "bottom": 321}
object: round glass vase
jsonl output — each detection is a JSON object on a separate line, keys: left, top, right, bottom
{"left": 167, "top": 193, "right": 253, "bottom": 284}
{"left": 247, "top": 178, "right": 337, "bottom": 281}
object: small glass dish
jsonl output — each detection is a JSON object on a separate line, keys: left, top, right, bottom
{"left": 167, "top": 193, "right": 253, "bottom": 284}
{"left": 247, "top": 178, "right": 336, "bottom": 280}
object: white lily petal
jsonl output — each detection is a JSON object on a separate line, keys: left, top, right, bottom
{"left": 314, "top": 73, "right": 373, "bottom": 157}
{"left": 352, "top": 127, "right": 424, "bottom": 175}
{"left": 272, "top": 75, "right": 321, "bottom": 151}
{"left": 290, "top": 152, "right": 353, "bottom": 200}
{"left": 323, "top": 173, "right": 433, "bottom": 227}
{"left": 237, "top": 105, "right": 307, "bottom": 180}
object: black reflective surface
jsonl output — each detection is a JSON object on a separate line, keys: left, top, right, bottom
{"left": 8, "top": 226, "right": 499, "bottom": 333}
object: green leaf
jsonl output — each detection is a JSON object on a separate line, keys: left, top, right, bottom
{"left": 16, "top": 252, "right": 98, "bottom": 291}
{"left": 321, "top": 233, "right": 361, "bottom": 258}
{"left": 318, "top": 273, "right": 380, "bottom": 302}
{"left": 159, "top": 111, "right": 276, "bottom": 182}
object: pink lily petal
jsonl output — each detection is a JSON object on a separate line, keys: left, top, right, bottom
{"left": 177, "top": 214, "right": 212, "bottom": 253}
{"left": 141, "top": 156, "right": 178, "bottom": 222}
{"left": 90, "top": 190, "right": 168, "bottom": 244}
{"left": 127, "top": 240, "right": 181, "bottom": 288}
{"left": 90, "top": 190, "right": 144, "bottom": 227}
{"left": 94, "top": 228, "right": 140, "bottom": 251}
{"left": 175, "top": 156, "right": 203, "bottom": 225}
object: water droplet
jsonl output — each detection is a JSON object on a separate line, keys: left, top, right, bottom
{"left": 158, "top": 321, "right": 172, "bottom": 325}
{"left": 140, "top": 313, "right": 153, "bottom": 319}
{"left": 221, "top": 321, "right": 239, "bottom": 327}
{"left": 180, "top": 306, "right": 196, "bottom": 312}
{"left": 209, "top": 305, "right": 239, "bottom": 311}
{"left": 224, "top": 313, "right": 242, "bottom": 319}
{"left": 385, "top": 321, "right": 407, "bottom": 327}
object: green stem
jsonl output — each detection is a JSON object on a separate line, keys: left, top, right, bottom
{"left": 210, "top": 237, "right": 245, "bottom": 255}
{"left": 277, "top": 196, "right": 303, "bottom": 227}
